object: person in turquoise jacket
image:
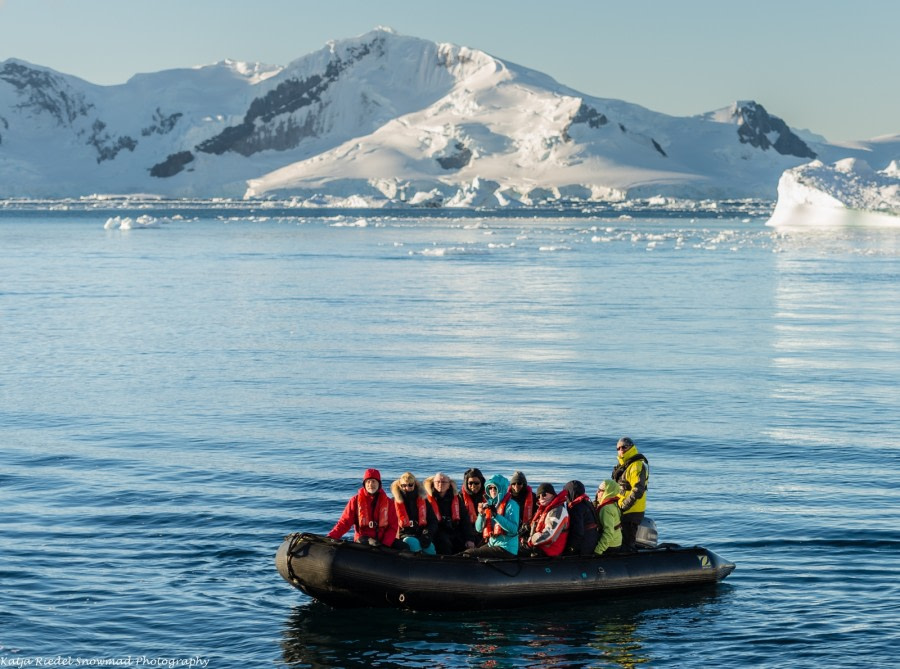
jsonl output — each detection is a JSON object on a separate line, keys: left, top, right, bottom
{"left": 463, "top": 473, "right": 520, "bottom": 557}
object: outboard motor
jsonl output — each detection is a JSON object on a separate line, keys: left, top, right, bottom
{"left": 635, "top": 517, "right": 658, "bottom": 548}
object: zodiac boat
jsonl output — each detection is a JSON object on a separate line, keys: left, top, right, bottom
{"left": 275, "top": 529, "right": 736, "bottom": 611}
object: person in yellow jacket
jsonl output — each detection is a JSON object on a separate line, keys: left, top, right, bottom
{"left": 611, "top": 436, "right": 648, "bottom": 551}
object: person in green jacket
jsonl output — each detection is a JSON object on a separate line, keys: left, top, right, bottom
{"left": 594, "top": 478, "right": 623, "bottom": 556}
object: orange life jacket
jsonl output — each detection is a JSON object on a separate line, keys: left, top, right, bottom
{"left": 461, "top": 490, "right": 483, "bottom": 523}
{"left": 511, "top": 487, "right": 535, "bottom": 527}
{"left": 395, "top": 495, "right": 427, "bottom": 529}
{"left": 428, "top": 492, "right": 460, "bottom": 524}
{"left": 483, "top": 493, "right": 521, "bottom": 539}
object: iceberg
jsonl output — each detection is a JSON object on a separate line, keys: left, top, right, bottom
{"left": 767, "top": 158, "right": 900, "bottom": 227}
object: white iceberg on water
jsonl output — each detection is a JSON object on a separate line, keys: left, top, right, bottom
{"left": 767, "top": 158, "right": 900, "bottom": 227}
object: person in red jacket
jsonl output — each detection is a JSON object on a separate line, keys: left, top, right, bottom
{"left": 526, "top": 482, "right": 570, "bottom": 557}
{"left": 327, "top": 468, "right": 402, "bottom": 548}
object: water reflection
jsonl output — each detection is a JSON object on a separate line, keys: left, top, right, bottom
{"left": 280, "top": 589, "right": 726, "bottom": 668}
{"left": 768, "top": 226, "right": 900, "bottom": 447}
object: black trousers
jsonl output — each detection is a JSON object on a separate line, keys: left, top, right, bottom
{"left": 621, "top": 511, "right": 644, "bottom": 550}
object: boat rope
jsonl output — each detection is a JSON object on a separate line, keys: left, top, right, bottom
{"left": 481, "top": 557, "right": 525, "bottom": 577}
{"left": 284, "top": 532, "right": 312, "bottom": 583}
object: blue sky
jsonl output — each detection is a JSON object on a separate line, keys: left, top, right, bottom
{"left": 1, "top": 0, "right": 897, "bottom": 142}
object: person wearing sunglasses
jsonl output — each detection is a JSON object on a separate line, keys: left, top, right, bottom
{"left": 458, "top": 467, "right": 487, "bottom": 550}
{"left": 525, "top": 483, "right": 570, "bottom": 557}
{"left": 463, "top": 473, "right": 520, "bottom": 558}
{"left": 611, "top": 437, "right": 649, "bottom": 552}
{"left": 508, "top": 471, "right": 537, "bottom": 552}
{"left": 391, "top": 472, "right": 437, "bottom": 554}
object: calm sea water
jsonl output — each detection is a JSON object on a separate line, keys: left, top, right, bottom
{"left": 2, "top": 206, "right": 899, "bottom": 668}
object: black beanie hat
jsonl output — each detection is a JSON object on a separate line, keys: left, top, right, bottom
{"left": 536, "top": 482, "right": 555, "bottom": 497}
{"left": 510, "top": 470, "right": 527, "bottom": 485}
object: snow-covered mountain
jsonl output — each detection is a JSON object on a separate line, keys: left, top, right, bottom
{"left": 1, "top": 27, "right": 897, "bottom": 205}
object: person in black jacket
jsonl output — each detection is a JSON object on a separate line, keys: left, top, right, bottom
{"left": 459, "top": 467, "right": 486, "bottom": 549}
{"left": 424, "top": 472, "right": 473, "bottom": 555}
{"left": 563, "top": 480, "right": 599, "bottom": 555}
{"left": 391, "top": 472, "right": 436, "bottom": 554}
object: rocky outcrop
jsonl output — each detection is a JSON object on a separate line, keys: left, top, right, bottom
{"left": 88, "top": 120, "right": 137, "bottom": 163}
{"left": 141, "top": 108, "right": 183, "bottom": 137}
{"left": 436, "top": 141, "right": 472, "bottom": 169}
{"left": 0, "top": 61, "right": 93, "bottom": 126}
{"left": 196, "top": 35, "right": 386, "bottom": 157}
{"left": 733, "top": 101, "right": 816, "bottom": 159}
{"left": 150, "top": 151, "right": 195, "bottom": 178}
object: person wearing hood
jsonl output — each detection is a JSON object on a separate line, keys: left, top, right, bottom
{"left": 424, "top": 472, "right": 471, "bottom": 554}
{"left": 611, "top": 436, "right": 649, "bottom": 551}
{"left": 327, "top": 468, "right": 402, "bottom": 548}
{"left": 526, "top": 483, "right": 570, "bottom": 557}
{"left": 459, "top": 467, "right": 486, "bottom": 549}
{"left": 563, "top": 480, "right": 599, "bottom": 555}
{"left": 594, "top": 478, "right": 623, "bottom": 556}
{"left": 508, "top": 470, "right": 537, "bottom": 551}
{"left": 391, "top": 472, "right": 437, "bottom": 554}
{"left": 463, "top": 473, "right": 520, "bottom": 557}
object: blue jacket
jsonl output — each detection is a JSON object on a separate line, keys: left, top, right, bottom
{"left": 474, "top": 473, "right": 520, "bottom": 555}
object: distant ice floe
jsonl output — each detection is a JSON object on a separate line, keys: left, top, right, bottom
{"left": 103, "top": 215, "right": 164, "bottom": 230}
{"left": 767, "top": 158, "right": 900, "bottom": 228}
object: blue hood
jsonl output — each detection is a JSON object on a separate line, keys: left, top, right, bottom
{"left": 484, "top": 473, "right": 510, "bottom": 505}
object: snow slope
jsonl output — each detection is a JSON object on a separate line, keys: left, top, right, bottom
{"left": 1, "top": 27, "right": 897, "bottom": 205}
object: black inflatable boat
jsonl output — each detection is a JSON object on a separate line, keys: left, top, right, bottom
{"left": 275, "top": 532, "right": 736, "bottom": 611}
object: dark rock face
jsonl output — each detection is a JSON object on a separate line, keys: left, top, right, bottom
{"left": 197, "top": 36, "right": 386, "bottom": 157}
{"left": 572, "top": 103, "right": 608, "bottom": 129}
{"left": 0, "top": 62, "right": 93, "bottom": 125}
{"left": 150, "top": 150, "right": 195, "bottom": 178}
{"left": 734, "top": 101, "right": 816, "bottom": 159}
{"left": 141, "top": 108, "right": 183, "bottom": 137}
{"left": 88, "top": 120, "right": 137, "bottom": 163}
{"left": 436, "top": 141, "right": 472, "bottom": 169}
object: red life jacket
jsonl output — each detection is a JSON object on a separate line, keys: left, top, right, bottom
{"left": 461, "top": 490, "right": 483, "bottom": 523}
{"left": 530, "top": 491, "right": 570, "bottom": 556}
{"left": 428, "top": 492, "right": 460, "bottom": 524}
{"left": 395, "top": 495, "right": 427, "bottom": 529}
{"left": 596, "top": 497, "right": 622, "bottom": 530}
{"left": 569, "top": 494, "right": 598, "bottom": 530}
{"left": 356, "top": 489, "right": 391, "bottom": 540}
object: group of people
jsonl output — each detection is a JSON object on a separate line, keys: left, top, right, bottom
{"left": 327, "top": 437, "right": 649, "bottom": 559}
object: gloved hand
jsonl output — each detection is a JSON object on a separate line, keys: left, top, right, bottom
{"left": 367, "top": 537, "right": 380, "bottom": 547}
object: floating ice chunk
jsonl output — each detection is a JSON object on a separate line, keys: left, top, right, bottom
{"left": 103, "top": 215, "right": 160, "bottom": 230}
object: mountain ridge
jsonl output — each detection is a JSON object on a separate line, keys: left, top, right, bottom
{"left": 1, "top": 28, "right": 897, "bottom": 205}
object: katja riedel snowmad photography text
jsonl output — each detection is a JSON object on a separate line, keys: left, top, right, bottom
{"left": 0, "top": 657, "right": 208, "bottom": 668}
